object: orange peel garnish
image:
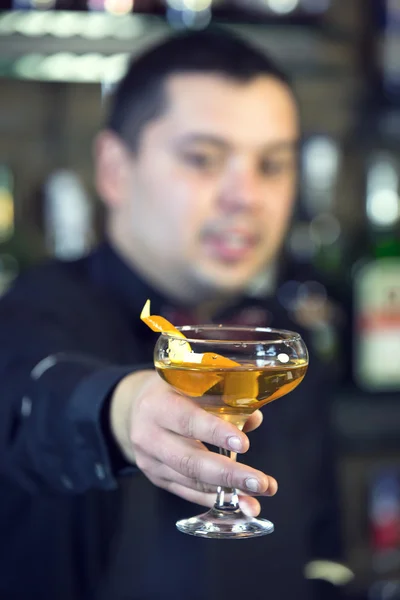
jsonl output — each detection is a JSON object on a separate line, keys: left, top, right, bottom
{"left": 220, "top": 371, "right": 259, "bottom": 407}
{"left": 140, "top": 299, "right": 186, "bottom": 339}
{"left": 141, "top": 299, "right": 240, "bottom": 366}
{"left": 141, "top": 299, "right": 192, "bottom": 364}
{"left": 141, "top": 299, "right": 259, "bottom": 400}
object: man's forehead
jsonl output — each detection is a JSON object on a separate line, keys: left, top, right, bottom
{"left": 159, "top": 73, "right": 299, "bottom": 146}
{"left": 163, "top": 71, "right": 292, "bottom": 101}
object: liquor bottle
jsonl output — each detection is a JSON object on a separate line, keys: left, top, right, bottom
{"left": 352, "top": 150, "right": 400, "bottom": 391}
{"left": 0, "top": 165, "right": 19, "bottom": 295}
{"left": 280, "top": 134, "right": 343, "bottom": 363}
{"left": 374, "top": 0, "right": 400, "bottom": 106}
{"left": 302, "top": 135, "right": 344, "bottom": 281}
{"left": 369, "top": 467, "right": 400, "bottom": 575}
{"left": 43, "top": 169, "right": 94, "bottom": 261}
{"left": 0, "top": 164, "right": 46, "bottom": 296}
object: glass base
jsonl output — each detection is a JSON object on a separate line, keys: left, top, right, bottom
{"left": 176, "top": 507, "right": 274, "bottom": 539}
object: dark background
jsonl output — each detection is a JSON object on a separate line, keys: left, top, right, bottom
{"left": 1, "top": 1, "right": 400, "bottom": 599}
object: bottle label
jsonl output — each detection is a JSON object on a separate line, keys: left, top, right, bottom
{"left": 354, "top": 257, "right": 400, "bottom": 390}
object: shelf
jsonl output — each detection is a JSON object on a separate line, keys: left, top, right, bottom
{"left": 0, "top": 10, "right": 357, "bottom": 82}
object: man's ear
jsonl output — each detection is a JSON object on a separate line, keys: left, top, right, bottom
{"left": 93, "top": 130, "right": 133, "bottom": 209}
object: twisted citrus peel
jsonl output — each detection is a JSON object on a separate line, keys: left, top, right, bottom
{"left": 140, "top": 299, "right": 238, "bottom": 366}
{"left": 141, "top": 299, "right": 258, "bottom": 402}
{"left": 140, "top": 299, "right": 191, "bottom": 363}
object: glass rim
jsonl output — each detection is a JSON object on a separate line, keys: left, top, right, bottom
{"left": 160, "top": 324, "right": 303, "bottom": 345}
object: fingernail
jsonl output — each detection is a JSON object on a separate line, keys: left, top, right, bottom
{"left": 245, "top": 478, "right": 260, "bottom": 493}
{"left": 228, "top": 436, "right": 242, "bottom": 451}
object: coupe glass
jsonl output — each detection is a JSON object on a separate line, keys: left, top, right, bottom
{"left": 154, "top": 325, "right": 308, "bottom": 539}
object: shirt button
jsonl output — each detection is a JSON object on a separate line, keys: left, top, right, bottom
{"left": 21, "top": 396, "right": 32, "bottom": 417}
{"left": 95, "top": 463, "right": 106, "bottom": 480}
{"left": 61, "top": 475, "right": 73, "bottom": 490}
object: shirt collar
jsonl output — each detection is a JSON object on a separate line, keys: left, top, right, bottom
{"left": 88, "top": 239, "right": 277, "bottom": 330}
{"left": 88, "top": 240, "right": 166, "bottom": 319}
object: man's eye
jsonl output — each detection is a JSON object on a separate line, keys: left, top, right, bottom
{"left": 260, "top": 160, "right": 293, "bottom": 176}
{"left": 183, "top": 153, "right": 221, "bottom": 170}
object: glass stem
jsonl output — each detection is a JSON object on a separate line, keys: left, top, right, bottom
{"left": 214, "top": 448, "right": 241, "bottom": 513}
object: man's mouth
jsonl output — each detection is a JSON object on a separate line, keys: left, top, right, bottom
{"left": 202, "top": 230, "right": 259, "bottom": 263}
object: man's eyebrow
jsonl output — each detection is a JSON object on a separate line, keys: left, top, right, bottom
{"left": 174, "top": 134, "right": 230, "bottom": 149}
{"left": 174, "top": 134, "right": 300, "bottom": 153}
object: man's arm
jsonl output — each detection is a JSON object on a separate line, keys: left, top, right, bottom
{"left": 0, "top": 294, "right": 136, "bottom": 493}
{"left": 0, "top": 277, "right": 277, "bottom": 513}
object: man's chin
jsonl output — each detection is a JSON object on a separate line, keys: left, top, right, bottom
{"left": 192, "top": 267, "right": 256, "bottom": 296}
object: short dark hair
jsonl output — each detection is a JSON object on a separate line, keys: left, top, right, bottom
{"left": 107, "top": 27, "right": 294, "bottom": 151}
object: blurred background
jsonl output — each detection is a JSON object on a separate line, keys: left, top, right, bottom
{"left": 1, "top": 0, "right": 400, "bottom": 598}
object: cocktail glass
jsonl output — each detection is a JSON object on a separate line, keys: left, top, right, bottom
{"left": 154, "top": 325, "right": 308, "bottom": 539}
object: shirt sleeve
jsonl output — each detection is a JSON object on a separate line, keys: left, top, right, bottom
{"left": 0, "top": 282, "right": 149, "bottom": 495}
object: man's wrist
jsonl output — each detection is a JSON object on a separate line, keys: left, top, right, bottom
{"left": 108, "top": 370, "right": 153, "bottom": 466}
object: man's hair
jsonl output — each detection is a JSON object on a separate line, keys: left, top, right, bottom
{"left": 107, "top": 27, "right": 294, "bottom": 151}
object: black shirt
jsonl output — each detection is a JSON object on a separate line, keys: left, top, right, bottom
{"left": 0, "top": 242, "right": 341, "bottom": 600}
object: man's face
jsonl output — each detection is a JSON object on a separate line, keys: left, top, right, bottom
{"left": 98, "top": 73, "right": 299, "bottom": 300}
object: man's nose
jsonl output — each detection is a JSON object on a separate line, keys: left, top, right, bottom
{"left": 218, "top": 167, "right": 263, "bottom": 213}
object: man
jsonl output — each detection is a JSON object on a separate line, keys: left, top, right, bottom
{"left": 0, "top": 28, "right": 342, "bottom": 600}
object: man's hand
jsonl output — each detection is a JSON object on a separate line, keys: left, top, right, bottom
{"left": 110, "top": 370, "right": 277, "bottom": 516}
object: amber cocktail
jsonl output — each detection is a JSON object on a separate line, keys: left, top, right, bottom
{"left": 154, "top": 325, "right": 308, "bottom": 539}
